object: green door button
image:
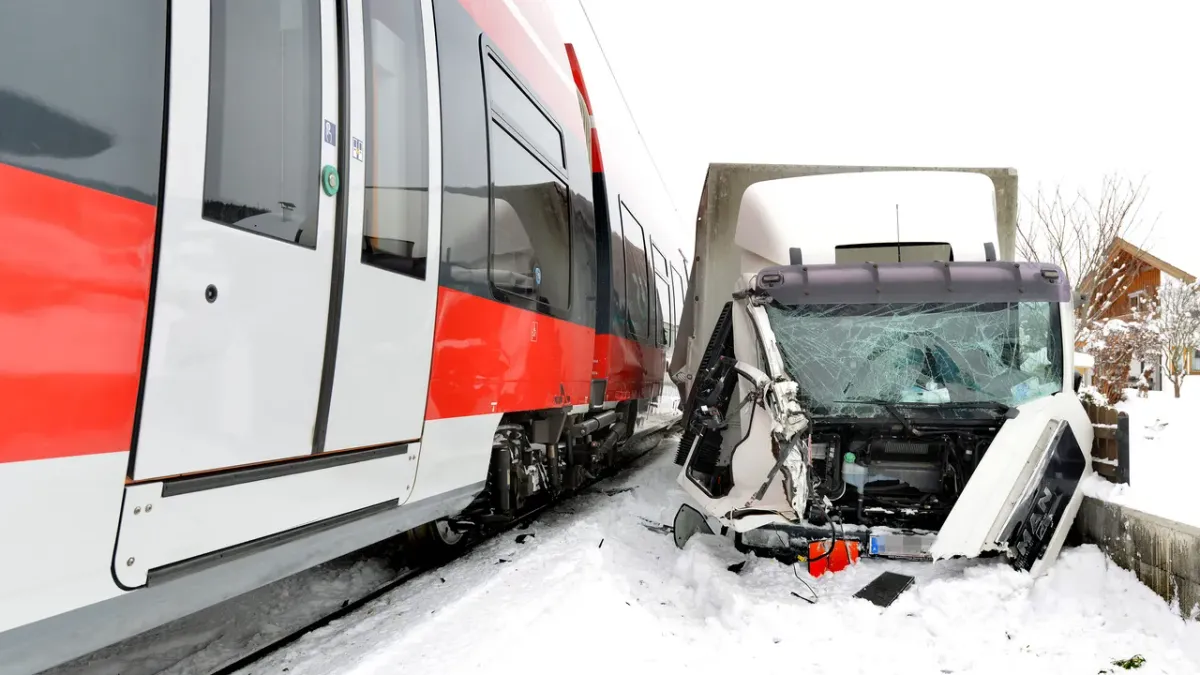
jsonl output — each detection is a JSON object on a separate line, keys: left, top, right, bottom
{"left": 321, "top": 165, "right": 340, "bottom": 196}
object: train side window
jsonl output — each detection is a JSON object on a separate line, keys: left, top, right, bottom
{"left": 620, "top": 202, "right": 650, "bottom": 340}
{"left": 484, "top": 54, "right": 565, "bottom": 170}
{"left": 651, "top": 245, "right": 671, "bottom": 348}
{"left": 202, "top": 0, "right": 322, "bottom": 248}
{"left": 610, "top": 220, "right": 629, "bottom": 334}
{"left": 0, "top": 2, "right": 167, "bottom": 205}
{"left": 361, "top": 0, "right": 429, "bottom": 279}
{"left": 654, "top": 273, "right": 671, "bottom": 348}
{"left": 671, "top": 264, "right": 686, "bottom": 326}
{"left": 488, "top": 121, "right": 571, "bottom": 309}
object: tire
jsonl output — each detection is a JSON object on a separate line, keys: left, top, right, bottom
{"left": 675, "top": 301, "right": 735, "bottom": 465}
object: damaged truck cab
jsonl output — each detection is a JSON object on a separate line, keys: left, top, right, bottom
{"left": 670, "top": 165, "right": 1094, "bottom": 577}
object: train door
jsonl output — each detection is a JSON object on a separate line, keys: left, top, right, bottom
{"left": 134, "top": 0, "right": 439, "bottom": 479}
{"left": 134, "top": 0, "right": 343, "bottom": 480}
{"left": 320, "top": 0, "right": 440, "bottom": 452}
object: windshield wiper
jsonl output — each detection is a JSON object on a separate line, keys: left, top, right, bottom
{"left": 931, "top": 400, "right": 1016, "bottom": 418}
{"left": 833, "top": 398, "right": 922, "bottom": 436}
{"left": 871, "top": 399, "right": 1015, "bottom": 419}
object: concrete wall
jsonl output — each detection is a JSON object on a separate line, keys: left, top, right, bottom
{"left": 1073, "top": 496, "right": 1200, "bottom": 620}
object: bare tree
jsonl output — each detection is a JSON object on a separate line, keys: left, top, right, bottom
{"left": 1149, "top": 278, "right": 1200, "bottom": 398}
{"left": 1016, "top": 174, "right": 1157, "bottom": 341}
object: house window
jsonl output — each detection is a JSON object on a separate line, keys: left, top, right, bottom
{"left": 1128, "top": 289, "right": 1148, "bottom": 313}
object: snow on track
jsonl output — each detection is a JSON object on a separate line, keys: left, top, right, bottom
{"left": 238, "top": 435, "right": 1200, "bottom": 675}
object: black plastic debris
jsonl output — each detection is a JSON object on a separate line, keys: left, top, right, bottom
{"left": 853, "top": 571, "right": 915, "bottom": 607}
{"left": 726, "top": 561, "right": 747, "bottom": 574}
{"left": 497, "top": 558, "right": 510, "bottom": 564}
{"left": 604, "top": 486, "right": 636, "bottom": 497}
{"left": 790, "top": 590, "right": 816, "bottom": 605}
{"left": 598, "top": 538, "right": 605, "bottom": 549}
{"left": 515, "top": 533, "right": 534, "bottom": 544}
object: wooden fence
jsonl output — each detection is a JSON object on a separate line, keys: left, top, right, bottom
{"left": 1082, "top": 402, "right": 1130, "bottom": 484}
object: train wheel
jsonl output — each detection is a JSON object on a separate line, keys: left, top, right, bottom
{"left": 403, "top": 518, "right": 469, "bottom": 564}
{"left": 433, "top": 519, "right": 466, "bottom": 547}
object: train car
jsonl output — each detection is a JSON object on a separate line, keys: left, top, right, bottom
{"left": 0, "top": 1, "right": 691, "bottom": 672}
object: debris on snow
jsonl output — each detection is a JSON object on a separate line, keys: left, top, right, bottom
{"left": 230, "top": 436, "right": 1200, "bottom": 675}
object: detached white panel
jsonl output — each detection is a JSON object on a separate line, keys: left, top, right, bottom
{"left": 324, "top": 0, "right": 443, "bottom": 451}
{"left": 0, "top": 454, "right": 127, "bottom": 633}
{"left": 113, "top": 447, "right": 420, "bottom": 588}
{"left": 408, "top": 414, "right": 500, "bottom": 502}
{"left": 931, "top": 394, "right": 1093, "bottom": 567}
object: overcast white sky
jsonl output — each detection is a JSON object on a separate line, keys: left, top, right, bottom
{"left": 578, "top": 0, "right": 1200, "bottom": 274}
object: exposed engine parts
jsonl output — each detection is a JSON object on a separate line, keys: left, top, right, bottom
{"left": 806, "top": 424, "right": 1000, "bottom": 530}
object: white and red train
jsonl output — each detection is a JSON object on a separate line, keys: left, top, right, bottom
{"left": 0, "top": 2, "right": 689, "bottom": 672}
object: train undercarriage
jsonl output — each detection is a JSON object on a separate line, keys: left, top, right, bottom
{"left": 416, "top": 401, "right": 649, "bottom": 549}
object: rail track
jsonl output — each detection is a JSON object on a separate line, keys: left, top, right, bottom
{"left": 46, "top": 419, "right": 679, "bottom": 675}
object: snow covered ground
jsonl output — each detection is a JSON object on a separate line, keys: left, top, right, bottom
{"left": 1083, "top": 385, "right": 1200, "bottom": 527}
{"left": 241, "top": 435, "right": 1200, "bottom": 675}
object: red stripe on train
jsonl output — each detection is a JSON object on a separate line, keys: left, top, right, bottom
{"left": 456, "top": 0, "right": 585, "bottom": 143}
{"left": 0, "top": 164, "right": 155, "bottom": 464}
{"left": 426, "top": 286, "right": 594, "bottom": 420}
{"left": 594, "top": 333, "right": 664, "bottom": 403}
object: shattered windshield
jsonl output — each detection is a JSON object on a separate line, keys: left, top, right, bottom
{"left": 765, "top": 301, "right": 1064, "bottom": 418}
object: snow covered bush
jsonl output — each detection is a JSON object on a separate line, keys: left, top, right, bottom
{"left": 1076, "top": 384, "right": 1108, "bottom": 408}
{"left": 1084, "top": 315, "right": 1158, "bottom": 405}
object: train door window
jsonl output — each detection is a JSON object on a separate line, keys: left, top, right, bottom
{"left": 361, "top": 0, "right": 429, "bottom": 278}
{"left": 484, "top": 49, "right": 570, "bottom": 311}
{"left": 0, "top": 2, "right": 167, "bottom": 205}
{"left": 203, "top": 0, "right": 321, "bottom": 248}
{"left": 620, "top": 202, "right": 650, "bottom": 340}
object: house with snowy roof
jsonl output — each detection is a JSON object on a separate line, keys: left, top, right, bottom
{"left": 1079, "top": 237, "right": 1199, "bottom": 390}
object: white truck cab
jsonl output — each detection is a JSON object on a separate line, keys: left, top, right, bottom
{"left": 670, "top": 164, "right": 1092, "bottom": 577}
